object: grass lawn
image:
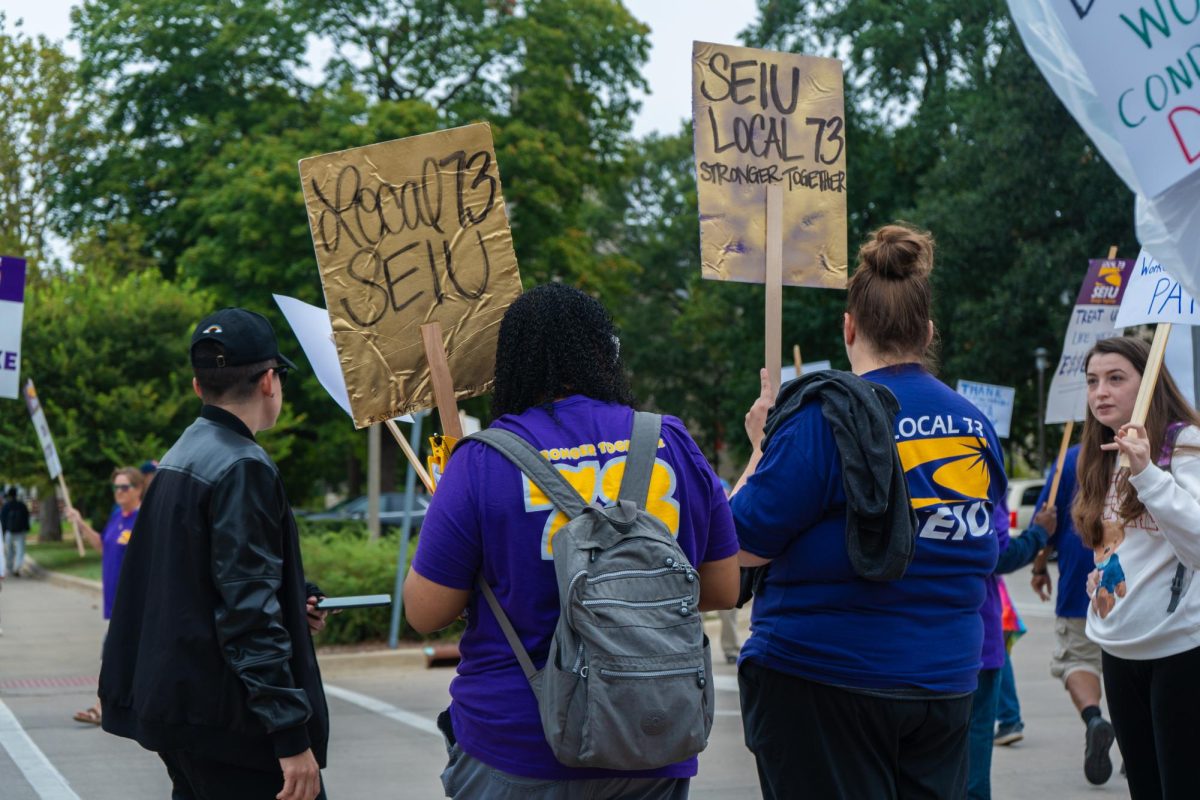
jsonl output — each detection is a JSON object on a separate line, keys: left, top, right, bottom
{"left": 26, "top": 538, "right": 102, "bottom": 582}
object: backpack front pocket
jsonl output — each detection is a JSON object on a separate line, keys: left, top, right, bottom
{"left": 577, "top": 651, "right": 710, "bottom": 769}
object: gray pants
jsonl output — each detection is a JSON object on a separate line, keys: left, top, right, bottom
{"left": 4, "top": 531, "right": 26, "bottom": 574}
{"left": 440, "top": 742, "right": 689, "bottom": 799}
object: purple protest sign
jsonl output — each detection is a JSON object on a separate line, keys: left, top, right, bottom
{"left": 0, "top": 256, "right": 26, "bottom": 399}
{"left": 0, "top": 256, "right": 26, "bottom": 303}
{"left": 1074, "top": 258, "right": 1130, "bottom": 307}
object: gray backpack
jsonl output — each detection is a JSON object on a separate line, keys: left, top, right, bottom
{"left": 469, "top": 411, "right": 715, "bottom": 770}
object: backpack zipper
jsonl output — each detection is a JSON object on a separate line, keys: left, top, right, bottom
{"left": 586, "top": 566, "right": 683, "bottom": 583}
{"left": 581, "top": 595, "right": 693, "bottom": 611}
{"left": 571, "top": 642, "right": 585, "bottom": 675}
{"left": 598, "top": 665, "right": 707, "bottom": 688}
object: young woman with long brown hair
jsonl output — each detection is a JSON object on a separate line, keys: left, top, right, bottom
{"left": 1073, "top": 335, "right": 1200, "bottom": 799}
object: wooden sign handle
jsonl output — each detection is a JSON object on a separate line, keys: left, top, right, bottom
{"left": 57, "top": 474, "right": 86, "bottom": 557}
{"left": 765, "top": 185, "right": 784, "bottom": 395}
{"left": 1119, "top": 322, "right": 1172, "bottom": 469}
{"left": 384, "top": 419, "right": 435, "bottom": 494}
{"left": 793, "top": 344, "right": 802, "bottom": 374}
{"left": 420, "top": 322, "right": 466, "bottom": 440}
{"left": 1047, "top": 420, "right": 1074, "bottom": 507}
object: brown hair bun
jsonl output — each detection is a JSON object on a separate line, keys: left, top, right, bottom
{"left": 857, "top": 224, "right": 934, "bottom": 281}
{"left": 845, "top": 223, "right": 937, "bottom": 365}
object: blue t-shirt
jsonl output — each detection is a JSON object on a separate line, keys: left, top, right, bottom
{"left": 412, "top": 396, "right": 739, "bottom": 780}
{"left": 732, "top": 364, "right": 1006, "bottom": 694}
{"left": 101, "top": 507, "right": 137, "bottom": 619}
{"left": 1041, "top": 445, "right": 1090, "bottom": 618}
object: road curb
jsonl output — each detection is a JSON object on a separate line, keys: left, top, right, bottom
{"left": 25, "top": 557, "right": 437, "bottom": 669}
{"left": 24, "top": 558, "right": 103, "bottom": 595}
{"left": 318, "top": 645, "right": 432, "bottom": 670}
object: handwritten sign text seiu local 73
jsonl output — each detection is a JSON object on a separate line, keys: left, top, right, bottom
{"left": 300, "top": 123, "right": 522, "bottom": 427}
{"left": 1114, "top": 248, "right": 1200, "bottom": 327}
{"left": 692, "top": 41, "right": 847, "bottom": 289}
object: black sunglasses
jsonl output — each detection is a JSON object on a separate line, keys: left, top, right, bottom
{"left": 112, "top": 483, "right": 134, "bottom": 492}
{"left": 250, "top": 365, "right": 289, "bottom": 387}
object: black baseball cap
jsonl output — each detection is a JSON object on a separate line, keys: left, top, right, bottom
{"left": 190, "top": 308, "right": 298, "bottom": 370}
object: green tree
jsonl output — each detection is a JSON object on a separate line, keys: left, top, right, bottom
{"left": 0, "top": 262, "right": 215, "bottom": 527}
{"left": 59, "top": 0, "right": 652, "bottom": 498}
{"left": 0, "top": 14, "right": 78, "bottom": 273}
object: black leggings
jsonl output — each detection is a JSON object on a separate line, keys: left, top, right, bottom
{"left": 1102, "top": 646, "right": 1200, "bottom": 799}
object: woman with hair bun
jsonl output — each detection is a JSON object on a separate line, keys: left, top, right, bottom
{"left": 1072, "top": 335, "right": 1200, "bottom": 799}
{"left": 732, "top": 224, "right": 1007, "bottom": 799}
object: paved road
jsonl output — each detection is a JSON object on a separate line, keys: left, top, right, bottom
{"left": 0, "top": 565, "right": 1129, "bottom": 798}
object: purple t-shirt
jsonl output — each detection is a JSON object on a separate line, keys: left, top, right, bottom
{"left": 101, "top": 507, "right": 138, "bottom": 619}
{"left": 412, "top": 396, "right": 739, "bottom": 780}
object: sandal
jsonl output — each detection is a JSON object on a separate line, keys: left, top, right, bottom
{"left": 72, "top": 706, "right": 102, "bottom": 725}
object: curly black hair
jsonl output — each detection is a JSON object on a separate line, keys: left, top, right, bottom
{"left": 491, "top": 283, "right": 636, "bottom": 418}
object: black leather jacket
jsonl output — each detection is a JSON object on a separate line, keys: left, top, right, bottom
{"left": 100, "top": 405, "right": 329, "bottom": 769}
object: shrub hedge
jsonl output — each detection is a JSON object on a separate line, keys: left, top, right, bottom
{"left": 296, "top": 518, "right": 462, "bottom": 645}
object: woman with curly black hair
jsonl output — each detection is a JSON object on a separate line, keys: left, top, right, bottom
{"left": 489, "top": 282, "right": 637, "bottom": 419}
{"left": 406, "top": 283, "right": 740, "bottom": 799}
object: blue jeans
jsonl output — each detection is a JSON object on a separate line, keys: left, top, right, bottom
{"left": 4, "top": 531, "right": 26, "bottom": 574}
{"left": 996, "top": 650, "right": 1022, "bottom": 728}
{"left": 968, "top": 668, "right": 1000, "bottom": 800}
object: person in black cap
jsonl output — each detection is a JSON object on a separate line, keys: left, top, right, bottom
{"left": 98, "top": 308, "right": 330, "bottom": 800}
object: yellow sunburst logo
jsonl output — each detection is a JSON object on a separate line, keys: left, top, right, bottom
{"left": 896, "top": 436, "right": 992, "bottom": 509}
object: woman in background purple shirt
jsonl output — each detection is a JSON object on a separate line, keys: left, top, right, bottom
{"left": 64, "top": 465, "right": 143, "bottom": 725}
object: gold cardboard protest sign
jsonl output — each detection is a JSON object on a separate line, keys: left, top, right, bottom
{"left": 692, "top": 41, "right": 847, "bottom": 288}
{"left": 300, "top": 123, "right": 521, "bottom": 427}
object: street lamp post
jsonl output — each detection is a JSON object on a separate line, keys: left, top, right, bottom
{"left": 1035, "top": 347, "right": 1049, "bottom": 473}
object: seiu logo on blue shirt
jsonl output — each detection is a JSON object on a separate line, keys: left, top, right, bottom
{"left": 895, "top": 414, "right": 996, "bottom": 542}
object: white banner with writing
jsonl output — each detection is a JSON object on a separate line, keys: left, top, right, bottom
{"left": 1036, "top": 2, "right": 1200, "bottom": 198}
{"left": 1114, "top": 249, "right": 1200, "bottom": 327}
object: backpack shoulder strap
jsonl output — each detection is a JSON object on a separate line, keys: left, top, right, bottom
{"left": 467, "top": 428, "right": 587, "bottom": 519}
{"left": 476, "top": 575, "right": 538, "bottom": 680}
{"left": 618, "top": 412, "right": 662, "bottom": 508}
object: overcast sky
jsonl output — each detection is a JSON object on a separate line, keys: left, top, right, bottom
{"left": 5, "top": 0, "right": 758, "bottom": 137}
